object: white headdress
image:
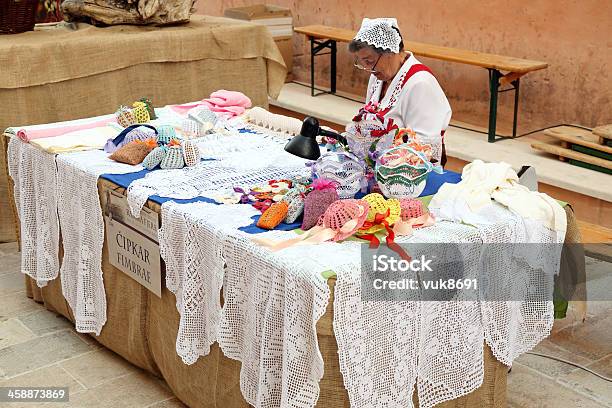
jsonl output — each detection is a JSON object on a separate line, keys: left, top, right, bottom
{"left": 353, "top": 18, "right": 402, "bottom": 53}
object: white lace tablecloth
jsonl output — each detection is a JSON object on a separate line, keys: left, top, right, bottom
{"left": 8, "top": 138, "right": 142, "bottom": 334}
{"left": 159, "top": 197, "right": 561, "bottom": 408}
{"left": 8, "top": 118, "right": 562, "bottom": 408}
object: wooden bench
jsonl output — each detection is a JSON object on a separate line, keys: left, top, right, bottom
{"left": 294, "top": 25, "right": 548, "bottom": 143}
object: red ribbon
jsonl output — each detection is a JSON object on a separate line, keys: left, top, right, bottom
{"left": 359, "top": 209, "right": 411, "bottom": 261}
{"left": 252, "top": 199, "right": 273, "bottom": 213}
{"left": 370, "top": 118, "right": 398, "bottom": 138}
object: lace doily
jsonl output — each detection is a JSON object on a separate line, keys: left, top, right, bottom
{"left": 159, "top": 202, "right": 259, "bottom": 364}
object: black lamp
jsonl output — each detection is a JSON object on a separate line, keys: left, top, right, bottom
{"left": 284, "top": 116, "right": 347, "bottom": 160}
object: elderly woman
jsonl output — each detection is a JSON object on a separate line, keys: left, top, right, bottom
{"left": 346, "top": 18, "right": 452, "bottom": 166}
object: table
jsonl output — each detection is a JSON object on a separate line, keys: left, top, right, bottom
{"left": 22, "top": 176, "right": 583, "bottom": 408}
{"left": 294, "top": 25, "right": 548, "bottom": 143}
{"left": 8, "top": 111, "right": 584, "bottom": 407}
{"left": 0, "top": 14, "right": 287, "bottom": 242}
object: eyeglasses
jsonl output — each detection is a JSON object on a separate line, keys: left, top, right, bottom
{"left": 354, "top": 54, "right": 382, "bottom": 73}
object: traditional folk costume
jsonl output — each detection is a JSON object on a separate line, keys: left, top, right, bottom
{"left": 346, "top": 18, "right": 452, "bottom": 165}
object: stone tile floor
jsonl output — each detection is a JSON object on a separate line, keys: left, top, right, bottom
{"left": 0, "top": 241, "right": 610, "bottom": 407}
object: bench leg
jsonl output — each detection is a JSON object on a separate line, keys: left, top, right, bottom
{"left": 512, "top": 78, "right": 520, "bottom": 138}
{"left": 330, "top": 40, "right": 337, "bottom": 94}
{"left": 310, "top": 36, "right": 315, "bottom": 97}
{"left": 309, "top": 39, "right": 336, "bottom": 97}
{"left": 488, "top": 69, "right": 501, "bottom": 143}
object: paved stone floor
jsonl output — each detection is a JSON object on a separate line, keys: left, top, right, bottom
{"left": 0, "top": 241, "right": 610, "bottom": 407}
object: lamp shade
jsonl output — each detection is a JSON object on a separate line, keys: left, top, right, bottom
{"left": 284, "top": 117, "right": 322, "bottom": 160}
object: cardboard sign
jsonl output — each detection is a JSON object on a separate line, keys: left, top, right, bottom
{"left": 105, "top": 216, "right": 162, "bottom": 297}
{"left": 107, "top": 189, "right": 159, "bottom": 243}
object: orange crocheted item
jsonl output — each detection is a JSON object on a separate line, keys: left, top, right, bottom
{"left": 168, "top": 138, "right": 182, "bottom": 147}
{"left": 135, "top": 138, "right": 159, "bottom": 149}
{"left": 257, "top": 201, "right": 289, "bottom": 230}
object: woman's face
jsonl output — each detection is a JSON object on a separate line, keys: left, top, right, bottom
{"left": 354, "top": 47, "right": 396, "bottom": 82}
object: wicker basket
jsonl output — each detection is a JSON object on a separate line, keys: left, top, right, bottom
{"left": 0, "top": 0, "right": 38, "bottom": 34}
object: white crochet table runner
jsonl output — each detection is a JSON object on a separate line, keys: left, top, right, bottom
{"left": 6, "top": 120, "right": 309, "bottom": 336}
{"left": 8, "top": 137, "right": 142, "bottom": 334}
{"left": 158, "top": 197, "right": 560, "bottom": 408}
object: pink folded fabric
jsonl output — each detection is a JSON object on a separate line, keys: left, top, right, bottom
{"left": 169, "top": 90, "right": 252, "bottom": 118}
{"left": 204, "top": 90, "right": 252, "bottom": 108}
{"left": 17, "top": 115, "right": 116, "bottom": 142}
{"left": 199, "top": 104, "right": 249, "bottom": 117}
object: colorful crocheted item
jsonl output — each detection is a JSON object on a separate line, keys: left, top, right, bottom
{"left": 301, "top": 188, "right": 339, "bottom": 231}
{"left": 138, "top": 98, "right": 157, "bottom": 120}
{"left": 316, "top": 199, "right": 370, "bottom": 241}
{"left": 282, "top": 187, "right": 306, "bottom": 223}
{"left": 252, "top": 180, "right": 292, "bottom": 195}
{"left": 132, "top": 103, "right": 151, "bottom": 124}
{"left": 392, "top": 127, "right": 434, "bottom": 161}
{"left": 142, "top": 146, "right": 167, "bottom": 170}
{"left": 251, "top": 198, "right": 370, "bottom": 251}
{"left": 312, "top": 151, "right": 366, "bottom": 199}
{"left": 123, "top": 125, "right": 157, "bottom": 145}
{"left": 376, "top": 145, "right": 442, "bottom": 199}
{"left": 157, "top": 125, "right": 176, "bottom": 145}
{"left": 257, "top": 201, "right": 289, "bottom": 229}
{"left": 182, "top": 139, "right": 201, "bottom": 167}
{"left": 182, "top": 118, "right": 203, "bottom": 138}
{"left": 136, "top": 138, "right": 158, "bottom": 149}
{"left": 160, "top": 145, "right": 185, "bottom": 169}
{"left": 116, "top": 106, "right": 137, "bottom": 128}
{"left": 109, "top": 140, "right": 155, "bottom": 165}
{"left": 357, "top": 193, "right": 401, "bottom": 235}
{"left": 354, "top": 193, "right": 411, "bottom": 260}
{"left": 399, "top": 198, "right": 424, "bottom": 221}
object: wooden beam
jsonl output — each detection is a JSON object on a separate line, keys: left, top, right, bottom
{"left": 499, "top": 72, "right": 525, "bottom": 86}
{"left": 531, "top": 142, "right": 612, "bottom": 170}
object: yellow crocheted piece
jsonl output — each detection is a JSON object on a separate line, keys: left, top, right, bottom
{"left": 357, "top": 193, "right": 401, "bottom": 234}
{"left": 132, "top": 104, "right": 151, "bottom": 124}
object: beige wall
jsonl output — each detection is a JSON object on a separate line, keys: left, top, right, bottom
{"left": 197, "top": 0, "right": 611, "bottom": 131}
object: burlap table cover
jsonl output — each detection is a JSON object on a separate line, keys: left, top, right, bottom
{"left": 0, "top": 15, "right": 287, "bottom": 242}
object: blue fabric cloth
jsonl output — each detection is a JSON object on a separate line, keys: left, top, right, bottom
{"left": 238, "top": 170, "right": 462, "bottom": 234}
{"left": 100, "top": 146, "right": 462, "bottom": 233}
{"left": 421, "top": 169, "right": 462, "bottom": 196}
{"left": 100, "top": 159, "right": 218, "bottom": 206}
{"left": 238, "top": 215, "right": 302, "bottom": 234}
{"left": 101, "top": 169, "right": 460, "bottom": 208}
